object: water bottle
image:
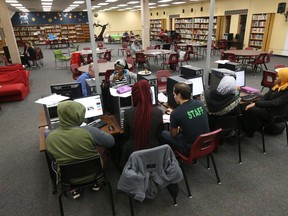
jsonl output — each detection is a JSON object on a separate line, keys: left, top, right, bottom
{"left": 44, "top": 126, "right": 50, "bottom": 138}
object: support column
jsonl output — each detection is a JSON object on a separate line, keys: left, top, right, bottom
{"left": 0, "top": 1, "right": 20, "bottom": 63}
{"left": 140, "top": 0, "right": 150, "bottom": 49}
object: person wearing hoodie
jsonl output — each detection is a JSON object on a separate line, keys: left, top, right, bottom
{"left": 46, "top": 100, "right": 115, "bottom": 198}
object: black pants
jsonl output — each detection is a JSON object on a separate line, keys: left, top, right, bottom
{"left": 242, "top": 107, "right": 271, "bottom": 136}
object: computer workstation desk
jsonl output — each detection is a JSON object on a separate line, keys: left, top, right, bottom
{"left": 38, "top": 110, "right": 123, "bottom": 152}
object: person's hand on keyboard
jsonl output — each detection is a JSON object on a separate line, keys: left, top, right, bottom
{"left": 245, "top": 102, "right": 255, "bottom": 111}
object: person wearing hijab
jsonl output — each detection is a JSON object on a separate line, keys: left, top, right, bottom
{"left": 243, "top": 68, "right": 288, "bottom": 137}
{"left": 109, "top": 58, "right": 137, "bottom": 86}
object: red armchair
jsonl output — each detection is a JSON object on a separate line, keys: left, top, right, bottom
{"left": 0, "top": 65, "right": 30, "bottom": 102}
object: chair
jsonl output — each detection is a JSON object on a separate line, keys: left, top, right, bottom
{"left": 274, "top": 64, "right": 286, "bottom": 69}
{"left": 154, "top": 44, "right": 161, "bottom": 49}
{"left": 135, "top": 52, "right": 150, "bottom": 71}
{"left": 225, "top": 53, "right": 237, "bottom": 62}
{"left": 244, "top": 47, "right": 254, "bottom": 50}
{"left": 125, "top": 48, "right": 132, "bottom": 58}
{"left": 118, "top": 145, "right": 183, "bottom": 216}
{"left": 210, "top": 115, "right": 243, "bottom": 163}
{"left": 51, "top": 39, "right": 59, "bottom": 49}
{"left": 53, "top": 50, "right": 72, "bottom": 69}
{"left": 203, "top": 40, "right": 216, "bottom": 56}
{"left": 31, "top": 47, "right": 44, "bottom": 68}
{"left": 260, "top": 70, "right": 277, "bottom": 92}
{"left": 246, "top": 53, "right": 267, "bottom": 74}
{"left": 58, "top": 156, "right": 116, "bottom": 216}
{"left": 261, "top": 114, "right": 288, "bottom": 154}
{"left": 178, "top": 51, "right": 190, "bottom": 66}
{"left": 161, "top": 53, "right": 179, "bottom": 71}
{"left": 186, "top": 45, "right": 198, "bottom": 60}
{"left": 229, "top": 47, "right": 237, "bottom": 50}
{"left": 126, "top": 57, "right": 135, "bottom": 72}
{"left": 68, "top": 44, "right": 80, "bottom": 53}
{"left": 156, "top": 70, "right": 171, "bottom": 92}
{"left": 97, "top": 59, "right": 108, "bottom": 63}
{"left": 263, "top": 50, "right": 273, "bottom": 70}
{"left": 173, "top": 129, "right": 222, "bottom": 198}
{"left": 118, "top": 42, "right": 128, "bottom": 56}
{"left": 70, "top": 64, "right": 81, "bottom": 80}
{"left": 103, "top": 50, "right": 112, "bottom": 61}
{"left": 60, "top": 38, "right": 68, "bottom": 48}
{"left": 97, "top": 41, "right": 106, "bottom": 49}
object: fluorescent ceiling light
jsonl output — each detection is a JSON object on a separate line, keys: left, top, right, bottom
{"left": 149, "top": 3, "right": 156, "bottom": 5}
{"left": 127, "top": 1, "right": 139, "bottom": 4}
{"left": 118, "top": 4, "right": 127, "bottom": 7}
{"left": 133, "top": 5, "right": 141, "bottom": 8}
{"left": 125, "top": 7, "right": 133, "bottom": 9}
{"left": 42, "top": 6, "right": 52, "bottom": 8}
{"left": 42, "top": 2, "right": 52, "bottom": 5}
{"left": 92, "top": 6, "right": 101, "bottom": 8}
{"left": 41, "top": 0, "right": 53, "bottom": 1}
{"left": 70, "top": 4, "right": 79, "bottom": 7}
{"left": 158, "top": 0, "right": 172, "bottom": 2}
{"left": 16, "top": 6, "right": 25, "bottom": 9}
{"left": 83, "top": 9, "right": 87, "bottom": 11}
{"left": 21, "top": 9, "right": 30, "bottom": 12}
{"left": 73, "top": 1, "right": 84, "bottom": 3}
{"left": 5, "top": 0, "right": 18, "bottom": 3}
{"left": 172, "top": 2, "right": 186, "bottom": 4}
{"left": 10, "top": 3, "right": 22, "bottom": 6}
{"left": 98, "top": 3, "right": 109, "bottom": 5}
{"left": 149, "top": 6, "right": 157, "bottom": 8}
{"left": 158, "top": 4, "right": 170, "bottom": 7}
{"left": 109, "top": 7, "right": 118, "bottom": 9}
{"left": 106, "top": 0, "right": 118, "bottom": 2}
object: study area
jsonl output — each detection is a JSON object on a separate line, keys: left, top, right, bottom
{"left": 1, "top": 0, "right": 288, "bottom": 216}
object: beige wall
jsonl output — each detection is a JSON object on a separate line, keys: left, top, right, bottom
{"left": 147, "top": 0, "right": 288, "bottom": 55}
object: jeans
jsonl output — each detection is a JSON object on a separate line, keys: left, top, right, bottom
{"left": 161, "top": 130, "right": 189, "bottom": 156}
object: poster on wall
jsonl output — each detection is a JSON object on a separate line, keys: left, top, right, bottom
{"left": 11, "top": 12, "right": 88, "bottom": 25}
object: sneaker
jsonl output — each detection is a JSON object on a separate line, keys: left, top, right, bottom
{"left": 92, "top": 184, "right": 100, "bottom": 191}
{"left": 71, "top": 189, "right": 81, "bottom": 199}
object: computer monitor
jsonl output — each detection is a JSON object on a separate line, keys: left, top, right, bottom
{"left": 185, "top": 77, "right": 204, "bottom": 96}
{"left": 50, "top": 82, "right": 83, "bottom": 99}
{"left": 235, "top": 70, "right": 246, "bottom": 87}
{"left": 74, "top": 95, "right": 104, "bottom": 119}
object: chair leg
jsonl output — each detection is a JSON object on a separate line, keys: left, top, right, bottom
{"left": 285, "top": 122, "right": 288, "bottom": 146}
{"left": 58, "top": 191, "right": 65, "bottom": 216}
{"left": 237, "top": 133, "right": 242, "bottom": 164}
{"left": 129, "top": 197, "right": 134, "bottom": 216}
{"left": 166, "top": 183, "right": 179, "bottom": 206}
{"left": 179, "top": 161, "right": 192, "bottom": 198}
{"left": 261, "top": 127, "right": 266, "bottom": 154}
{"left": 106, "top": 181, "right": 116, "bottom": 216}
{"left": 210, "top": 154, "right": 221, "bottom": 184}
{"left": 207, "top": 156, "right": 210, "bottom": 169}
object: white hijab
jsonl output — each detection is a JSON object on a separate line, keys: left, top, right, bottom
{"left": 217, "top": 75, "right": 237, "bottom": 95}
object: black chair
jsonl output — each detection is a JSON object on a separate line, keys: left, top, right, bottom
{"left": 45, "top": 150, "right": 58, "bottom": 194}
{"left": 58, "top": 156, "right": 116, "bottom": 216}
{"left": 261, "top": 114, "right": 288, "bottom": 154}
{"left": 211, "top": 114, "right": 243, "bottom": 163}
{"left": 118, "top": 144, "right": 183, "bottom": 216}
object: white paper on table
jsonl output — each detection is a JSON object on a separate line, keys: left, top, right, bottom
{"left": 109, "top": 88, "right": 132, "bottom": 98}
{"left": 163, "top": 114, "right": 170, "bottom": 123}
{"left": 158, "top": 92, "right": 168, "bottom": 103}
{"left": 214, "top": 60, "right": 229, "bottom": 64}
{"left": 35, "top": 94, "right": 70, "bottom": 106}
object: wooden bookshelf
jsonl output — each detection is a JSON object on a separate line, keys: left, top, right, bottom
{"left": 150, "top": 19, "right": 167, "bottom": 40}
{"left": 249, "top": 13, "right": 275, "bottom": 51}
{"left": 175, "top": 18, "right": 193, "bottom": 43}
{"left": 13, "top": 23, "right": 90, "bottom": 46}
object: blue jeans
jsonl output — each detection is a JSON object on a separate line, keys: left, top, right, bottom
{"left": 161, "top": 130, "right": 188, "bottom": 156}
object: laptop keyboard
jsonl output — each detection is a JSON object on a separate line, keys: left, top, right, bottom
{"left": 87, "top": 119, "right": 107, "bottom": 128}
{"left": 241, "top": 94, "right": 260, "bottom": 102}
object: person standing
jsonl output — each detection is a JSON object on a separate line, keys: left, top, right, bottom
{"left": 162, "top": 82, "right": 210, "bottom": 156}
{"left": 76, "top": 63, "right": 95, "bottom": 96}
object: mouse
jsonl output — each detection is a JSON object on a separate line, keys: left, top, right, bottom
{"left": 108, "top": 125, "right": 114, "bottom": 131}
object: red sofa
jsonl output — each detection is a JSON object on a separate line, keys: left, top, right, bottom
{"left": 0, "top": 64, "right": 30, "bottom": 102}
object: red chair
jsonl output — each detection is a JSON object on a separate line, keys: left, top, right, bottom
{"left": 125, "top": 57, "right": 135, "bottom": 72}
{"left": 118, "top": 42, "right": 128, "bottom": 56}
{"left": 70, "top": 64, "right": 81, "bottom": 80}
{"left": 103, "top": 50, "right": 112, "bottom": 61}
{"left": 263, "top": 50, "right": 273, "bottom": 70}
{"left": 104, "top": 69, "right": 115, "bottom": 85}
{"left": 274, "top": 64, "right": 286, "bottom": 69}
{"left": 97, "top": 41, "right": 106, "bottom": 49}
{"left": 260, "top": 70, "right": 277, "bottom": 92}
{"left": 247, "top": 53, "right": 267, "bottom": 74}
{"left": 162, "top": 53, "right": 179, "bottom": 71}
{"left": 173, "top": 128, "right": 222, "bottom": 198}
{"left": 225, "top": 53, "right": 237, "bottom": 62}
{"left": 178, "top": 51, "right": 190, "bottom": 66}
{"left": 125, "top": 48, "right": 132, "bottom": 58}
{"left": 186, "top": 45, "right": 198, "bottom": 60}
{"left": 97, "top": 59, "right": 108, "bottom": 63}
{"left": 154, "top": 44, "right": 161, "bottom": 49}
{"left": 135, "top": 52, "right": 150, "bottom": 70}
{"left": 86, "top": 54, "right": 93, "bottom": 64}
{"left": 156, "top": 70, "right": 171, "bottom": 92}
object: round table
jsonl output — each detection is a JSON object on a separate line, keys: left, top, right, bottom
{"left": 224, "top": 50, "right": 265, "bottom": 57}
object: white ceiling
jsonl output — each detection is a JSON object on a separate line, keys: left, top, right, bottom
{"left": 6, "top": 0, "right": 209, "bottom": 13}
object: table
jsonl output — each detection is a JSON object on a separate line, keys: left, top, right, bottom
{"left": 177, "top": 43, "right": 207, "bottom": 57}
{"left": 142, "top": 49, "right": 172, "bottom": 64}
{"left": 70, "top": 49, "right": 107, "bottom": 66}
{"left": 78, "top": 62, "right": 132, "bottom": 76}
{"left": 224, "top": 50, "right": 265, "bottom": 57}
{"left": 38, "top": 110, "right": 123, "bottom": 152}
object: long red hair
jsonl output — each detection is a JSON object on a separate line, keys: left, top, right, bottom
{"left": 132, "top": 80, "right": 153, "bottom": 150}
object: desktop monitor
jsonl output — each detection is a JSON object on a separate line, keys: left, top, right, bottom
{"left": 209, "top": 68, "right": 236, "bottom": 90}
{"left": 50, "top": 82, "right": 83, "bottom": 99}
{"left": 74, "top": 95, "right": 104, "bottom": 119}
{"left": 185, "top": 77, "right": 204, "bottom": 97}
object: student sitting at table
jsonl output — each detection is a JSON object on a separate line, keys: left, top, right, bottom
{"left": 76, "top": 63, "right": 94, "bottom": 96}
{"left": 130, "top": 39, "right": 143, "bottom": 57}
{"left": 109, "top": 59, "right": 137, "bottom": 87}
{"left": 119, "top": 80, "right": 164, "bottom": 169}
{"left": 243, "top": 68, "right": 288, "bottom": 137}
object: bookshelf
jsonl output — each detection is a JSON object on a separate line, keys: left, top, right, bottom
{"left": 249, "top": 13, "right": 275, "bottom": 51}
{"left": 150, "top": 19, "right": 167, "bottom": 40}
{"left": 174, "top": 17, "right": 219, "bottom": 44}
{"left": 13, "top": 23, "right": 90, "bottom": 46}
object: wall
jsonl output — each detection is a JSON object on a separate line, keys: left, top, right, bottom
{"left": 149, "top": 0, "right": 288, "bottom": 56}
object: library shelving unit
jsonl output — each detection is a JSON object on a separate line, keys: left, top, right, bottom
{"left": 174, "top": 18, "right": 193, "bottom": 43}
{"left": 248, "top": 13, "right": 275, "bottom": 51}
{"left": 191, "top": 17, "right": 218, "bottom": 44}
{"left": 13, "top": 23, "right": 90, "bottom": 46}
{"left": 150, "top": 19, "right": 166, "bottom": 40}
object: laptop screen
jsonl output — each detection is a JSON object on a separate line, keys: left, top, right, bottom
{"left": 74, "top": 95, "right": 104, "bottom": 119}
{"left": 235, "top": 71, "right": 245, "bottom": 87}
{"left": 185, "top": 77, "right": 204, "bottom": 96}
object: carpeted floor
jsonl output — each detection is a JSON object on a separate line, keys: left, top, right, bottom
{"left": 0, "top": 41, "right": 288, "bottom": 216}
